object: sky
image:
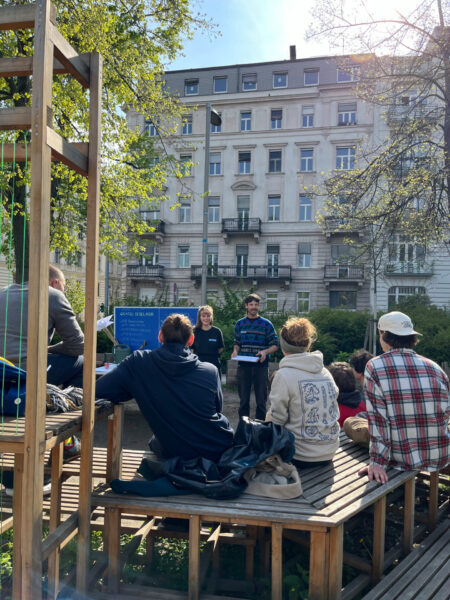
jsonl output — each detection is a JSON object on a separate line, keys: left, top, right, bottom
{"left": 167, "top": 0, "right": 429, "bottom": 71}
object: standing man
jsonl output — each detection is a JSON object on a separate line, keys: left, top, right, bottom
{"left": 0, "top": 264, "right": 84, "bottom": 387}
{"left": 231, "top": 293, "right": 278, "bottom": 420}
{"left": 345, "top": 311, "right": 450, "bottom": 483}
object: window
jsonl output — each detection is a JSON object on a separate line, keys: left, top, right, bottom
{"left": 299, "top": 195, "right": 312, "bottom": 221}
{"left": 177, "top": 246, "right": 190, "bottom": 268}
{"left": 179, "top": 202, "right": 191, "bottom": 223}
{"left": 329, "top": 291, "right": 357, "bottom": 309}
{"left": 268, "top": 195, "right": 280, "bottom": 221}
{"left": 182, "top": 115, "right": 192, "bottom": 135}
{"left": 213, "top": 76, "right": 227, "bottom": 93}
{"left": 140, "top": 208, "right": 159, "bottom": 221}
{"left": 54, "top": 249, "right": 61, "bottom": 264}
{"left": 388, "top": 235, "right": 426, "bottom": 271}
{"left": 209, "top": 152, "right": 221, "bottom": 175}
{"left": 211, "top": 113, "right": 221, "bottom": 133}
{"left": 269, "top": 150, "right": 282, "bottom": 173}
{"left": 67, "top": 251, "right": 82, "bottom": 267}
{"left": 331, "top": 243, "right": 354, "bottom": 264}
{"left": 185, "top": 79, "right": 198, "bottom": 95}
{"left": 337, "top": 67, "right": 359, "bottom": 82}
{"left": 238, "top": 151, "right": 251, "bottom": 174}
{"left": 273, "top": 72, "right": 287, "bottom": 88}
{"left": 266, "top": 292, "right": 278, "bottom": 312}
{"left": 240, "top": 111, "right": 251, "bottom": 131}
{"left": 336, "top": 147, "right": 355, "bottom": 170}
{"left": 338, "top": 103, "right": 356, "bottom": 126}
{"left": 207, "top": 244, "right": 218, "bottom": 275}
{"left": 237, "top": 196, "right": 250, "bottom": 230}
{"left": 302, "top": 106, "right": 314, "bottom": 128}
{"left": 300, "top": 148, "right": 314, "bottom": 172}
{"left": 177, "top": 290, "right": 190, "bottom": 306}
{"left": 304, "top": 69, "right": 319, "bottom": 86}
{"left": 236, "top": 244, "right": 248, "bottom": 277}
{"left": 144, "top": 120, "right": 158, "bottom": 137}
{"left": 208, "top": 197, "right": 220, "bottom": 223}
{"left": 266, "top": 245, "right": 279, "bottom": 278}
{"left": 388, "top": 286, "right": 426, "bottom": 308}
{"left": 140, "top": 245, "right": 158, "bottom": 266}
{"left": 271, "top": 109, "right": 282, "bottom": 129}
{"left": 179, "top": 154, "right": 192, "bottom": 176}
{"left": 297, "top": 291, "right": 310, "bottom": 313}
{"left": 298, "top": 242, "right": 311, "bottom": 267}
{"left": 242, "top": 73, "right": 257, "bottom": 91}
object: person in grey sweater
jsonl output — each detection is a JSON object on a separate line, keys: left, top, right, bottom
{"left": 0, "top": 265, "right": 84, "bottom": 387}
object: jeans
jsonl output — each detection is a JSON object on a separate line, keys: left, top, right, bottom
{"left": 237, "top": 362, "right": 268, "bottom": 421}
{"left": 47, "top": 353, "right": 84, "bottom": 388}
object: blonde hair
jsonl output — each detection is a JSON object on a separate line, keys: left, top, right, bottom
{"left": 195, "top": 305, "right": 214, "bottom": 330}
{"left": 280, "top": 317, "right": 317, "bottom": 351}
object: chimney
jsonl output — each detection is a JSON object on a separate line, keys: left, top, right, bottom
{"left": 290, "top": 45, "right": 296, "bottom": 60}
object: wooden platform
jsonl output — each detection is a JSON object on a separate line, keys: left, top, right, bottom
{"left": 361, "top": 517, "right": 449, "bottom": 600}
{"left": 91, "top": 433, "right": 418, "bottom": 600}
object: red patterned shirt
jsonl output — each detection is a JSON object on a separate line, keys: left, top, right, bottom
{"left": 364, "top": 348, "right": 450, "bottom": 471}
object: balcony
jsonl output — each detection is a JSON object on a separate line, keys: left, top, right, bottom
{"left": 322, "top": 216, "right": 363, "bottom": 239}
{"left": 221, "top": 218, "right": 261, "bottom": 242}
{"left": 191, "top": 264, "right": 292, "bottom": 285}
{"left": 127, "top": 264, "right": 165, "bottom": 281}
{"left": 137, "top": 218, "right": 165, "bottom": 240}
{"left": 387, "top": 106, "right": 441, "bottom": 123}
{"left": 384, "top": 262, "right": 434, "bottom": 277}
{"left": 324, "top": 264, "right": 364, "bottom": 286}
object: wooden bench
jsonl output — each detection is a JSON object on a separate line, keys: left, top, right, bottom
{"left": 90, "top": 432, "right": 418, "bottom": 600}
{"left": 361, "top": 517, "right": 449, "bottom": 600}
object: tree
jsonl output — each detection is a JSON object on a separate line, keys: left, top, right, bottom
{"left": 308, "top": 0, "right": 449, "bottom": 238}
{"left": 0, "top": 0, "right": 215, "bottom": 281}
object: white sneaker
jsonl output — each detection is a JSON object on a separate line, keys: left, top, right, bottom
{"left": 5, "top": 482, "right": 52, "bottom": 497}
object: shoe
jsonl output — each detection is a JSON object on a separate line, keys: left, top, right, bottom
{"left": 5, "top": 481, "right": 51, "bottom": 497}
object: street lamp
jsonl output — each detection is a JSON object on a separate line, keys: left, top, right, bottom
{"left": 201, "top": 104, "right": 222, "bottom": 305}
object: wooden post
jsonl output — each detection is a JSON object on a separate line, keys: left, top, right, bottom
{"left": 76, "top": 49, "right": 102, "bottom": 594}
{"left": 372, "top": 496, "right": 386, "bottom": 583}
{"left": 271, "top": 523, "right": 283, "bottom": 600}
{"left": 188, "top": 515, "right": 201, "bottom": 600}
{"left": 106, "top": 403, "right": 124, "bottom": 483}
{"left": 327, "top": 525, "right": 343, "bottom": 600}
{"left": 403, "top": 477, "right": 415, "bottom": 555}
{"left": 106, "top": 508, "right": 121, "bottom": 594}
{"left": 47, "top": 442, "right": 64, "bottom": 599}
{"left": 12, "top": 453, "right": 24, "bottom": 599}
{"left": 428, "top": 471, "right": 439, "bottom": 530}
{"left": 309, "top": 531, "right": 329, "bottom": 600}
{"left": 21, "top": 1, "right": 54, "bottom": 596}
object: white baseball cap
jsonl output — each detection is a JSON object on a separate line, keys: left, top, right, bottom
{"left": 378, "top": 311, "right": 422, "bottom": 336}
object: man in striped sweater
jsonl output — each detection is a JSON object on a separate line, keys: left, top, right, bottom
{"left": 231, "top": 293, "right": 278, "bottom": 421}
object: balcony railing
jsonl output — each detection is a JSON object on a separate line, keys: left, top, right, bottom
{"left": 324, "top": 264, "right": 364, "bottom": 281}
{"left": 322, "top": 216, "right": 363, "bottom": 238}
{"left": 221, "top": 218, "right": 262, "bottom": 235}
{"left": 127, "top": 264, "right": 165, "bottom": 279}
{"left": 138, "top": 218, "right": 165, "bottom": 235}
{"left": 384, "top": 262, "right": 434, "bottom": 277}
{"left": 387, "top": 106, "right": 441, "bottom": 122}
{"left": 191, "top": 264, "right": 291, "bottom": 281}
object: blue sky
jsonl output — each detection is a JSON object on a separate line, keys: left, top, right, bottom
{"left": 167, "top": 0, "right": 424, "bottom": 71}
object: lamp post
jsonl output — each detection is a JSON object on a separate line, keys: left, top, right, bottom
{"left": 201, "top": 104, "right": 222, "bottom": 305}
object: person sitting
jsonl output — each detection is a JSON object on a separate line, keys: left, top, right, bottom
{"left": 327, "top": 362, "right": 366, "bottom": 428}
{"left": 96, "top": 313, "right": 234, "bottom": 462}
{"left": 345, "top": 311, "right": 450, "bottom": 483}
{"left": 267, "top": 317, "right": 340, "bottom": 469}
{"left": 349, "top": 349, "right": 373, "bottom": 389}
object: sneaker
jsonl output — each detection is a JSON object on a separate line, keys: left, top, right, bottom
{"left": 5, "top": 481, "right": 51, "bottom": 497}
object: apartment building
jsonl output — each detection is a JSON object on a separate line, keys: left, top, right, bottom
{"left": 124, "top": 50, "right": 449, "bottom": 312}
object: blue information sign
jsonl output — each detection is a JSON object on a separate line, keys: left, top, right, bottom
{"left": 114, "top": 306, "right": 199, "bottom": 351}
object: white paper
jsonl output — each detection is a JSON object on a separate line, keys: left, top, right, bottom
{"left": 96, "top": 314, "right": 114, "bottom": 332}
{"left": 232, "top": 355, "right": 260, "bottom": 363}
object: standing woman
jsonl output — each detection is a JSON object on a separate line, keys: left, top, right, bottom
{"left": 192, "top": 305, "right": 224, "bottom": 372}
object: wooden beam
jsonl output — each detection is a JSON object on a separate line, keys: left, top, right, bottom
{"left": 188, "top": 515, "right": 201, "bottom": 600}
{"left": 21, "top": 1, "right": 54, "bottom": 597}
{"left": 0, "top": 3, "right": 36, "bottom": 31}
{"left": 271, "top": 522, "right": 283, "bottom": 600}
{"left": 106, "top": 404, "right": 124, "bottom": 483}
{"left": 47, "top": 442, "right": 64, "bottom": 599}
{"left": 327, "top": 525, "right": 344, "bottom": 600}
{"left": 0, "top": 106, "right": 32, "bottom": 130}
{"left": 372, "top": 496, "right": 386, "bottom": 583}
{"left": 47, "top": 127, "right": 88, "bottom": 175}
{"left": 42, "top": 511, "right": 79, "bottom": 560}
{"left": 403, "top": 477, "right": 415, "bottom": 555}
{"left": 309, "top": 531, "right": 329, "bottom": 600}
{"left": 76, "top": 50, "right": 103, "bottom": 594}
{"left": 0, "top": 56, "right": 68, "bottom": 77}
{"left": 49, "top": 21, "right": 90, "bottom": 88}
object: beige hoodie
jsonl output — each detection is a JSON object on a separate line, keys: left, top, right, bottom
{"left": 269, "top": 351, "right": 340, "bottom": 462}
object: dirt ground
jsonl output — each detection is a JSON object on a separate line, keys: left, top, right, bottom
{"left": 93, "top": 384, "right": 247, "bottom": 451}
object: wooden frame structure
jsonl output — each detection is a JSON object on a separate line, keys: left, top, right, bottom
{"left": 0, "top": 2, "right": 102, "bottom": 598}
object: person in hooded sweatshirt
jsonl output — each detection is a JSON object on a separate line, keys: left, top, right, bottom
{"left": 327, "top": 362, "right": 366, "bottom": 427}
{"left": 95, "top": 313, "right": 234, "bottom": 462}
{"left": 267, "top": 317, "right": 340, "bottom": 469}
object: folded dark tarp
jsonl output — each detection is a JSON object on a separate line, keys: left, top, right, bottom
{"left": 111, "top": 417, "right": 295, "bottom": 500}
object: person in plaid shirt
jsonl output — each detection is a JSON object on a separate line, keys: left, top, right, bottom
{"left": 345, "top": 311, "right": 450, "bottom": 483}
